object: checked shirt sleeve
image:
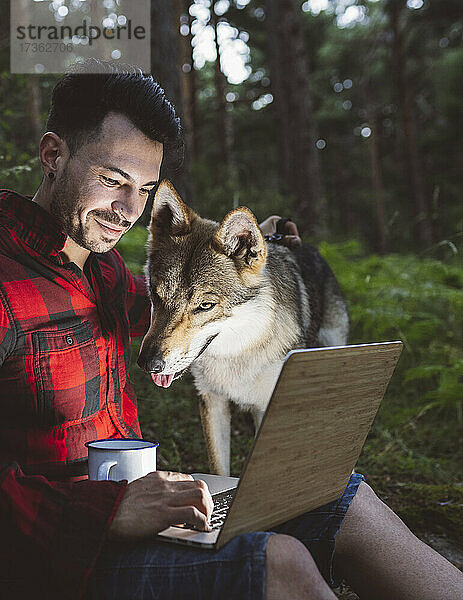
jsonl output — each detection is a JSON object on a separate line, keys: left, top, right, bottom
{"left": 127, "top": 271, "right": 151, "bottom": 337}
{"left": 0, "top": 462, "right": 127, "bottom": 599}
{"left": 112, "top": 250, "right": 151, "bottom": 338}
{"left": 0, "top": 286, "right": 16, "bottom": 364}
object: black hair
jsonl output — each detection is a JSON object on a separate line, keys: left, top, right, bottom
{"left": 46, "top": 59, "right": 182, "bottom": 167}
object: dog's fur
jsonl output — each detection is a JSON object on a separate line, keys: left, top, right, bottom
{"left": 138, "top": 181, "right": 349, "bottom": 476}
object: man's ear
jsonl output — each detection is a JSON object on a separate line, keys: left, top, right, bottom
{"left": 39, "top": 131, "right": 69, "bottom": 176}
{"left": 214, "top": 207, "right": 267, "bottom": 270}
{"left": 150, "top": 180, "right": 196, "bottom": 237}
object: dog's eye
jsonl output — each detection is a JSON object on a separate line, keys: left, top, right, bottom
{"left": 197, "top": 302, "right": 216, "bottom": 312}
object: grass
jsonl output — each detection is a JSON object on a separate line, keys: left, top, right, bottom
{"left": 120, "top": 227, "right": 463, "bottom": 551}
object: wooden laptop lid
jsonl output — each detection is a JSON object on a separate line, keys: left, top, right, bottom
{"left": 217, "top": 341, "right": 403, "bottom": 548}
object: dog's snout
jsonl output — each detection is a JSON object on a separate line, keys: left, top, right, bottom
{"left": 137, "top": 350, "right": 166, "bottom": 374}
{"left": 149, "top": 357, "right": 166, "bottom": 373}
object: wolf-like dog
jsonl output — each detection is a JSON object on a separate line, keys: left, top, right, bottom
{"left": 138, "top": 181, "right": 349, "bottom": 476}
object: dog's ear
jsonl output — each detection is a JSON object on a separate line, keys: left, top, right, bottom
{"left": 150, "top": 180, "right": 196, "bottom": 237}
{"left": 214, "top": 207, "right": 267, "bottom": 270}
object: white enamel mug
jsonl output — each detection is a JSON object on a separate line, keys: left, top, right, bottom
{"left": 86, "top": 438, "right": 159, "bottom": 483}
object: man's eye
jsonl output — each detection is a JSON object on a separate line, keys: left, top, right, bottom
{"left": 196, "top": 302, "right": 216, "bottom": 312}
{"left": 140, "top": 188, "right": 151, "bottom": 196}
{"left": 101, "top": 175, "right": 119, "bottom": 186}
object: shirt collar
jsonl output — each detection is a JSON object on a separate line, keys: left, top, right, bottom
{"left": 0, "top": 189, "right": 67, "bottom": 257}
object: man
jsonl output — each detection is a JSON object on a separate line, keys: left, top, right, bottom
{"left": 0, "top": 61, "right": 461, "bottom": 600}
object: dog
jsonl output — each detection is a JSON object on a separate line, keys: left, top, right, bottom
{"left": 138, "top": 180, "right": 349, "bottom": 476}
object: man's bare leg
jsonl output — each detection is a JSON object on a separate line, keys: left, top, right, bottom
{"left": 334, "top": 481, "right": 463, "bottom": 600}
{"left": 266, "top": 534, "right": 337, "bottom": 600}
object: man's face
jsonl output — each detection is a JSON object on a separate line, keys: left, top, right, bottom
{"left": 50, "top": 112, "right": 163, "bottom": 253}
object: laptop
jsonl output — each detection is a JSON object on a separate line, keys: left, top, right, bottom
{"left": 157, "top": 341, "right": 403, "bottom": 549}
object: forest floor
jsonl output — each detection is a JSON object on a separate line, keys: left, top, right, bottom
{"left": 133, "top": 360, "right": 463, "bottom": 598}
{"left": 117, "top": 226, "right": 463, "bottom": 596}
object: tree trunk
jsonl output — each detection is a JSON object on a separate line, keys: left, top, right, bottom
{"left": 388, "top": 1, "right": 433, "bottom": 248}
{"left": 368, "top": 113, "right": 388, "bottom": 254}
{"left": 265, "top": 0, "right": 324, "bottom": 238}
{"left": 151, "top": 0, "right": 192, "bottom": 204}
{"left": 363, "top": 84, "right": 388, "bottom": 254}
{"left": 211, "top": 6, "right": 227, "bottom": 171}
{"left": 209, "top": 2, "right": 237, "bottom": 194}
{"left": 187, "top": 1, "right": 199, "bottom": 160}
{"left": 176, "top": 0, "right": 198, "bottom": 163}
{"left": 27, "top": 77, "right": 42, "bottom": 143}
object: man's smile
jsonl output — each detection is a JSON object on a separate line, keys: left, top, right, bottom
{"left": 93, "top": 217, "right": 126, "bottom": 238}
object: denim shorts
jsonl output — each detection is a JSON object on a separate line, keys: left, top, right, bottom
{"left": 85, "top": 473, "right": 365, "bottom": 600}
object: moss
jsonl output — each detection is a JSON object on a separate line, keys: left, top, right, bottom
{"left": 373, "top": 482, "right": 463, "bottom": 545}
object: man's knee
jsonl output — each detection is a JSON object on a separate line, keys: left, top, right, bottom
{"left": 335, "top": 480, "right": 410, "bottom": 558}
{"left": 346, "top": 481, "right": 408, "bottom": 527}
{"left": 265, "top": 534, "right": 334, "bottom": 600}
{"left": 266, "top": 534, "right": 312, "bottom": 572}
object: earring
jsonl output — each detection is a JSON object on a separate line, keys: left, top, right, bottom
{"left": 48, "top": 172, "right": 55, "bottom": 180}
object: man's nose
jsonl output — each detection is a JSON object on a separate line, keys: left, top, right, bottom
{"left": 112, "top": 190, "right": 140, "bottom": 224}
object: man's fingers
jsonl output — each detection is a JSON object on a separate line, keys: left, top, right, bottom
{"left": 150, "top": 470, "right": 194, "bottom": 482}
{"left": 284, "top": 221, "right": 300, "bottom": 237}
{"left": 171, "top": 506, "right": 212, "bottom": 532}
{"left": 284, "top": 234, "right": 302, "bottom": 248}
{"left": 258, "top": 215, "right": 281, "bottom": 236}
{"left": 259, "top": 215, "right": 302, "bottom": 248}
{"left": 168, "top": 483, "right": 214, "bottom": 520}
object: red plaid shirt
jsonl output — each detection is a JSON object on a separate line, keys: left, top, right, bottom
{"left": 0, "top": 190, "right": 151, "bottom": 598}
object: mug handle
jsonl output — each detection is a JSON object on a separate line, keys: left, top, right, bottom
{"left": 97, "top": 460, "right": 117, "bottom": 480}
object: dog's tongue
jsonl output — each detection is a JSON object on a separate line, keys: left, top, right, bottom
{"left": 150, "top": 373, "right": 174, "bottom": 388}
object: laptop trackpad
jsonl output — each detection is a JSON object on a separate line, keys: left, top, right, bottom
{"left": 191, "top": 473, "right": 239, "bottom": 495}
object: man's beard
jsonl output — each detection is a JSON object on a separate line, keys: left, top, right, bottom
{"left": 49, "top": 170, "right": 131, "bottom": 253}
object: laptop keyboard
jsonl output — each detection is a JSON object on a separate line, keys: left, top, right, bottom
{"left": 209, "top": 488, "right": 236, "bottom": 529}
{"left": 173, "top": 487, "right": 237, "bottom": 531}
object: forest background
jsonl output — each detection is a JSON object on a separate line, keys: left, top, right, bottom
{"left": 1, "top": 0, "right": 462, "bottom": 584}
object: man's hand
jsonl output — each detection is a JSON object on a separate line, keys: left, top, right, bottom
{"left": 259, "top": 215, "right": 302, "bottom": 249}
{"left": 108, "top": 471, "right": 214, "bottom": 541}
